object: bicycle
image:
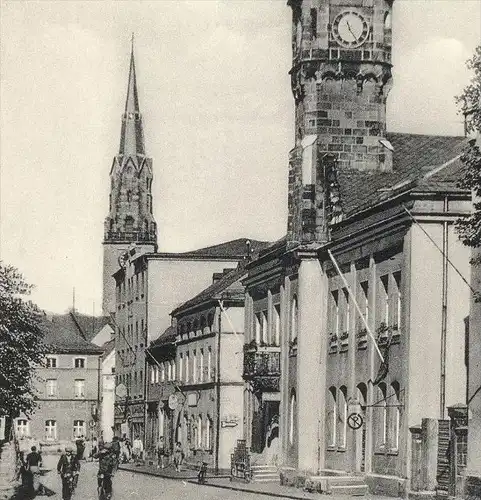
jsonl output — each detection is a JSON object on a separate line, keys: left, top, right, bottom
{"left": 60, "top": 472, "right": 75, "bottom": 500}
{"left": 97, "top": 473, "right": 113, "bottom": 500}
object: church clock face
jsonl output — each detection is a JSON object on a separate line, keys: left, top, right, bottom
{"left": 332, "top": 10, "right": 370, "bottom": 48}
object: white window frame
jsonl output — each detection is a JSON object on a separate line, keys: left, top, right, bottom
{"left": 73, "top": 420, "right": 86, "bottom": 438}
{"left": 46, "top": 379, "right": 58, "bottom": 398}
{"left": 46, "top": 356, "right": 58, "bottom": 368}
{"left": 73, "top": 357, "right": 86, "bottom": 369}
{"left": 45, "top": 420, "right": 57, "bottom": 441}
{"left": 16, "top": 419, "right": 29, "bottom": 438}
{"left": 74, "top": 379, "right": 85, "bottom": 399}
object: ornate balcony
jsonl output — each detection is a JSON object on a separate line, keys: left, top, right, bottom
{"left": 243, "top": 344, "right": 281, "bottom": 393}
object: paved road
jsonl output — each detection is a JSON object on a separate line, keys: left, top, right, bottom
{"left": 38, "top": 459, "right": 286, "bottom": 500}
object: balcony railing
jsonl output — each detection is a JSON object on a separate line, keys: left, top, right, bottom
{"left": 243, "top": 346, "right": 281, "bottom": 392}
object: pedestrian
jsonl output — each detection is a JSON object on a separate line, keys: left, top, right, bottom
{"left": 57, "top": 446, "right": 80, "bottom": 500}
{"left": 25, "top": 446, "right": 43, "bottom": 495}
{"left": 92, "top": 436, "right": 98, "bottom": 458}
{"left": 156, "top": 437, "right": 166, "bottom": 469}
{"left": 94, "top": 442, "right": 115, "bottom": 500}
{"left": 75, "top": 435, "right": 85, "bottom": 461}
{"left": 84, "top": 436, "right": 92, "bottom": 462}
{"left": 111, "top": 436, "right": 121, "bottom": 473}
{"left": 132, "top": 435, "right": 143, "bottom": 463}
{"left": 173, "top": 442, "right": 183, "bottom": 472}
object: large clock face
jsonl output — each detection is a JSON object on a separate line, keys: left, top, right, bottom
{"left": 332, "top": 10, "right": 370, "bottom": 48}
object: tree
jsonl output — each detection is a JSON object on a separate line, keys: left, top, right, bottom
{"left": 0, "top": 262, "right": 47, "bottom": 422}
{"left": 456, "top": 45, "right": 481, "bottom": 248}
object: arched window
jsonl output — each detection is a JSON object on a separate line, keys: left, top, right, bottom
{"left": 261, "top": 311, "right": 268, "bottom": 344}
{"left": 171, "top": 360, "right": 176, "bottom": 381}
{"left": 327, "top": 387, "right": 337, "bottom": 447}
{"left": 289, "top": 390, "right": 296, "bottom": 445}
{"left": 206, "top": 416, "right": 213, "bottom": 450}
{"left": 376, "top": 383, "right": 387, "bottom": 450}
{"left": 389, "top": 381, "right": 401, "bottom": 451}
{"left": 384, "top": 10, "right": 392, "bottom": 30}
{"left": 273, "top": 305, "right": 281, "bottom": 346}
{"left": 197, "top": 415, "right": 203, "bottom": 449}
{"left": 338, "top": 386, "right": 348, "bottom": 448}
{"left": 291, "top": 295, "right": 298, "bottom": 341}
{"left": 254, "top": 313, "right": 261, "bottom": 344}
{"left": 125, "top": 216, "right": 134, "bottom": 233}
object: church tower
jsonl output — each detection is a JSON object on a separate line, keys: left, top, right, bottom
{"left": 287, "top": 0, "right": 394, "bottom": 245}
{"left": 102, "top": 42, "right": 157, "bottom": 314}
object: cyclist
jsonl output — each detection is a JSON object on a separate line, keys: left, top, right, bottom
{"left": 95, "top": 442, "right": 115, "bottom": 499}
{"left": 57, "top": 446, "right": 80, "bottom": 500}
{"left": 111, "top": 436, "right": 121, "bottom": 473}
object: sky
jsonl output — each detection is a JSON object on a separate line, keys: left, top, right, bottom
{"left": 1, "top": 0, "right": 480, "bottom": 315}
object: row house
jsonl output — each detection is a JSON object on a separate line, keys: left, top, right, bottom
{"left": 16, "top": 313, "right": 104, "bottom": 448}
{"left": 145, "top": 265, "right": 247, "bottom": 471}
{"left": 113, "top": 238, "right": 269, "bottom": 442}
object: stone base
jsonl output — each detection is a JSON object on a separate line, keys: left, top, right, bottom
{"left": 465, "top": 475, "right": 481, "bottom": 500}
{"left": 365, "top": 473, "right": 406, "bottom": 497}
{"left": 407, "top": 490, "right": 436, "bottom": 500}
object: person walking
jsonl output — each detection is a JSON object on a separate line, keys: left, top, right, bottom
{"left": 57, "top": 446, "right": 80, "bottom": 500}
{"left": 132, "top": 435, "right": 143, "bottom": 463}
{"left": 156, "top": 437, "right": 166, "bottom": 469}
{"left": 111, "top": 436, "right": 121, "bottom": 473}
{"left": 94, "top": 442, "right": 116, "bottom": 500}
{"left": 75, "top": 435, "right": 85, "bottom": 461}
{"left": 25, "top": 446, "right": 43, "bottom": 495}
{"left": 173, "top": 442, "right": 183, "bottom": 472}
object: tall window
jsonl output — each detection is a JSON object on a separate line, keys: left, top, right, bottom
{"left": 199, "top": 350, "right": 204, "bottom": 383}
{"left": 74, "top": 379, "right": 85, "bottom": 398}
{"left": 310, "top": 8, "right": 317, "bottom": 37}
{"left": 254, "top": 313, "right": 261, "bottom": 344}
{"left": 376, "top": 383, "right": 387, "bottom": 450}
{"left": 46, "top": 357, "right": 57, "bottom": 368}
{"left": 393, "top": 272, "right": 402, "bottom": 329}
{"left": 45, "top": 420, "right": 57, "bottom": 440}
{"left": 289, "top": 390, "right": 296, "bottom": 445}
{"left": 167, "top": 361, "right": 172, "bottom": 381}
{"left": 73, "top": 420, "right": 85, "bottom": 438}
{"left": 150, "top": 366, "right": 155, "bottom": 384}
{"left": 342, "top": 289, "right": 350, "bottom": 334}
{"left": 360, "top": 281, "right": 369, "bottom": 326}
{"left": 171, "top": 360, "right": 176, "bottom": 381}
{"left": 291, "top": 296, "right": 298, "bottom": 341}
{"left": 74, "top": 357, "right": 85, "bottom": 368}
{"left": 197, "top": 415, "right": 203, "bottom": 448}
{"left": 161, "top": 363, "right": 165, "bottom": 382}
{"left": 261, "top": 311, "right": 268, "bottom": 344}
{"left": 327, "top": 387, "right": 337, "bottom": 447}
{"left": 179, "top": 354, "right": 183, "bottom": 382}
{"left": 16, "top": 419, "right": 29, "bottom": 438}
{"left": 389, "top": 382, "right": 401, "bottom": 451}
{"left": 185, "top": 352, "right": 190, "bottom": 382}
{"left": 338, "top": 386, "right": 348, "bottom": 448}
{"left": 207, "top": 348, "right": 212, "bottom": 381}
{"left": 380, "top": 275, "right": 389, "bottom": 325}
{"left": 193, "top": 350, "right": 197, "bottom": 383}
{"left": 205, "top": 416, "right": 212, "bottom": 450}
{"left": 331, "top": 290, "right": 340, "bottom": 335}
{"left": 46, "top": 379, "right": 58, "bottom": 397}
{"left": 274, "top": 305, "right": 280, "bottom": 346}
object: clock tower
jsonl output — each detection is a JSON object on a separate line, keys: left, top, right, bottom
{"left": 102, "top": 42, "right": 157, "bottom": 314}
{"left": 287, "top": 0, "right": 394, "bottom": 244}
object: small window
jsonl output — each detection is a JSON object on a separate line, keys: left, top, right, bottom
{"left": 45, "top": 420, "right": 57, "bottom": 440}
{"left": 73, "top": 420, "right": 86, "bottom": 438}
{"left": 74, "top": 379, "right": 85, "bottom": 398}
{"left": 74, "top": 357, "right": 85, "bottom": 369}
{"left": 46, "top": 357, "right": 57, "bottom": 368}
{"left": 46, "top": 379, "right": 58, "bottom": 397}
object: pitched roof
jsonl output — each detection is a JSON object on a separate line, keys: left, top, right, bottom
{"left": 175, "top": 238, "right": 271, "bottom": 258}
{"left": 171, "top": 264, "right": 247, "bottom": 315}
{"left": 101, "top": 339, "right": 115, "bottom": 359}
{"left": 338, "top": 132, "right": 468, "bottom": 218}
{"left": 40, "top": 313, "right": 103, "bottom": 354}
{"left": 71, "top": 313, "right": 112, "bottom": 342}
{"left": 149, "top": 325, "right": 176, "bottom": 348}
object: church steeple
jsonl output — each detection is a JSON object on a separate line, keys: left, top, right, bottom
{"left": 102, "top": 39, "right": 158, "bottom": 314}
{"left": 119, "top": 37, "right": 145, "bottom": 156}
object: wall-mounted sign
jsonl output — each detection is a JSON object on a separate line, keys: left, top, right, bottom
{"left": 187, "top": 393, "right": 198, "bottom": 407}
{"left": 168, "top": 394, "right": 179, "bottom": 410}
{"left": 221, "top": 420, "right": 238, "bottom": 428}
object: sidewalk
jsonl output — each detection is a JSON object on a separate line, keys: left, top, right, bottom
{"left": 118, "top": 462, "right": 394, "bottom": 500}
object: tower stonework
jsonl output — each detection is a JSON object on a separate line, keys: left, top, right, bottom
{"left": 102, "top": 45, "right": 157, "bottom": 314}
{"left": 287, "top": 0, "right": 394, "bottom": 245}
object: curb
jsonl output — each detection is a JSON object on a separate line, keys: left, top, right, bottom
{"left": 186, "top": 479, "right": 321, "bottom": 500}
{"left": 118, "top": 465, "right": 198, "bottom": 481}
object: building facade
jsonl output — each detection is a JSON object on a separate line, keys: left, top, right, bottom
{"left": 102, "top": 43, "right": 157, "bottom": 315}
{"left": 242, "top": 0, "right": 472, "bottom": 496}
{"left": 113, "top": 239, "right": 268, "bottom": 443}
{"left": 15, "top": 314, "right": 103, "bottom": 449}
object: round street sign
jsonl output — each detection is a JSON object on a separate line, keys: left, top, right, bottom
{"left": 115, "top": 384, "right": 127, "bottom": 398}
{"left": 168, "top": 394, "right": 179, "bottom": 410}
{"left": 347, "top": 412, "right": 364, "bottom": 430}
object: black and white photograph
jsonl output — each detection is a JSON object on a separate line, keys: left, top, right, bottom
{"left": 1, "top": 1, "right": 481, "bottom": 499}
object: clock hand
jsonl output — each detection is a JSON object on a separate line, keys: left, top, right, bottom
{"left": 346, "top": 21, "right": 359, "bottom": 42}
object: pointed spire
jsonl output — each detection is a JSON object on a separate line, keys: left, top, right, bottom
{"left": 119, "top": 34, "right": 145, "bottom": 156}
